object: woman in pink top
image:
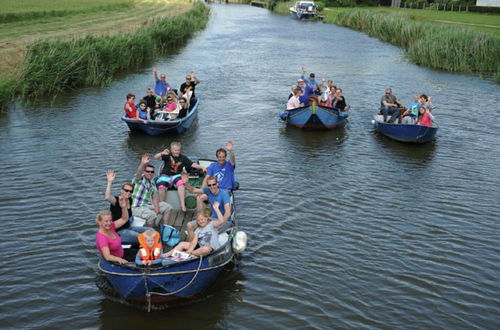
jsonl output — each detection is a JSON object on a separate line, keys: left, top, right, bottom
{"left": 95, "top": 196, "right": 130, "bottom": 264}
{"left": 287, "top": 87, "right": 304, "bottom": 110}
{"left": 417, "top": 107, "right": 433, "bottom": 127}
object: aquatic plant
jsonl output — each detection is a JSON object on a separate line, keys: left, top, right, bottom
{"left": 19, "top": 2, "right": 210, "bottom": 99}
{"left": 331, "top": 9, "right": 500, "bottom": 77}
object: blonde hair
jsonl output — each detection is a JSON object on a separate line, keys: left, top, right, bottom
{"left": 95, "top": 210, "right": 111, "bottom": 226}
{"left": 171, "top": 141, "right": 181, "bottom": 150}
{"left": 143, "top": 229, "right": 157, "bottom": 239}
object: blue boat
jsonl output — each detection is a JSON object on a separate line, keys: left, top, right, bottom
{"left": 121, "top": 96, "right": 200, "bottom": 135}
{"left": 280, "top": 103, "right": 348, "bottom": 129}
{"left": 96, "top": 159, "right": 246, "bottom": 308}
{"left": 372, "top": 115, "right": 438, "bottom": 143}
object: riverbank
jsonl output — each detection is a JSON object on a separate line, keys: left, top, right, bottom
{"left": 0, "top": 0, "right": 210, "bottom": 110}
{"left": 273, "top": 3, "right": 500, "bottom": 82}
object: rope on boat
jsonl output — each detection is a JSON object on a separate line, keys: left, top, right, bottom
{"left": 97, "top": 256, "right": 232, "bottom": 276}
{"left": 146, "top": 255, "right": 204, "bottom": 312}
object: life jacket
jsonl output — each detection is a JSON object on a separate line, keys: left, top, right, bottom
{"left": 138, "top": 231, "right": 163, "bottom": 261}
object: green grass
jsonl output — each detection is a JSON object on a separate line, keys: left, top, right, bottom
{"left": 0, "top": 0, "right": 133, "bottom": 13}
{"left": 19, "top": 1, "right": 210, "bottom": 99}
{"left": 0, "top": 0, "right": 209, "bottom": 110}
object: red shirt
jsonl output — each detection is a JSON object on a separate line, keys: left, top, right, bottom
{"left": 124, "top": 101, "right": 137, "bottom": 118}
{"left": 418, "top": 112, "right": 432, "bottom": 127}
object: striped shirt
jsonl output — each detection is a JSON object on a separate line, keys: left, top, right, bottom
{"left": 131, "top": 176, "right": 157, "bottom": 208}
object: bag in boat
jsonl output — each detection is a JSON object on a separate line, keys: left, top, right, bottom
{"left": 160, "top": 224, "right": 180, "bottom": 247}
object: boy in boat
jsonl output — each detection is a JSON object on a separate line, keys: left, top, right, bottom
{"left": 154, "top": 142, "right": 206, "bottom": 211}
{"left": 164, "top": 207, "right": 226, "bottom": 258}
{"left": 135, "top": 229, "right": 164, "bottom": 266}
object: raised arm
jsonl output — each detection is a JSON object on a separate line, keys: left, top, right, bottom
{"left": 152, "top": 66, "right": 159, "bottom": 81}
{"left": 181, "top": 172, "right": 203, "bottom": 194}
{"left": 191, "top": 71, "right": 201, "bottom": 85}
{"left": 114, "top": 196, "right": 130, "bottom": 230}
{"left": 135, "top": 153, "right": 150, "bottom": 181}
{"left": 154, "top": 148, "right": 169, "bottom": 160}
{"left": 105, "top": 169, "right": 117, "bottom": 205}
{"left": 226, "top": 141, "right": 235, "bottom": 166}
{"left": 211, "top": 201, "right": 228, "bottom": 229}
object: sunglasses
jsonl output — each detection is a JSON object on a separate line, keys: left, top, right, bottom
{"left": 145, "top": 170, "right": 155, "bottom": 174}
{"left": 122, "top": 188, "right": 133, "bottom": 193}
{"left": 207, "top": 183, "right": 217, "bottom": 187}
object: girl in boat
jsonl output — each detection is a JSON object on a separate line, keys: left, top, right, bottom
{"left": 165, "top": 206, "right": 226, "bottom": 258}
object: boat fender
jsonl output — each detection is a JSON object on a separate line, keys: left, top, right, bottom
{"left": 232, "top": 231, "right": 247, "bottom": 254}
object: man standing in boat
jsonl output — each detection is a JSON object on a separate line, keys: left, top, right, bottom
{"left": 152, "top": 67, "right": 171, "bottom": 97}
{"left": 203, "top": 141, "right": 236, "bottom": 192}
{"left": 131, "top": 154, "right": 173, "bottom": 227}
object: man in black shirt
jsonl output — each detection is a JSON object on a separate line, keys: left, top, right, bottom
{"left": 179, "top": 72, "right": 201, "bottom": 100}
{"left": 154, "top": 141, "right": 206, "bottom": 211}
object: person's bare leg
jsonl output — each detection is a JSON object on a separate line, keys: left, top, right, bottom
{"left": 177, "top": 185, "right": 186, "bottom": 212}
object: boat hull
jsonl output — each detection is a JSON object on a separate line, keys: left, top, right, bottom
{"left": 373, "top": 119, "right": 438, "bottom": 143}
{"left": 280, "top": 103, "right": 348, "bottom": 129}
{"left": 121, "top": 97, "right": 200, "bottom": 135}
{"left": 290, "top": 10, "right": 316, "bottom": 20}
{"left": 98, "top": 229, "right": 235, "bottom": 303}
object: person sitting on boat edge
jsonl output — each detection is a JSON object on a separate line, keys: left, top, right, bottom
{"left": 164, "top": 207, "right": 226, "bottom": 258}
{"left": 154, "top": 142, "right": 206, "bottom": 211}
{"left": 380, "top": 88, "right": 403, "bottom": 123}
{"left": 105, "top": 170, "right": 149, "bottom": 244}
{"left": 417, "top": 106, "right": 433, "bottom": 127}
{"left": 287, "top": 87, "right": 304, "bottom": 110}
{"left": 180, "top": 71, "right": 200, "bottom": 102}
{"left": 135, "top": 229, "right": 164, "bottom": 266}
{"left": 131, "top": 154, "right": 173, "bottom": 227}
{"left": 204, "top": 141, "right": 236, "bottom": 192}
{"left": 183, "top": 174, "right": 232, "bottom": 235}
{"left": 332, "top": 88, "right": 347, "bottom": 111}
{"left": 95, "top": 203, "right": 129, "bottom": 265}
{"left": 124, "top": 93, "right": 138, "bottom": 119}
{"left": 152, "top": 66, "right": 171, "bottom": 97}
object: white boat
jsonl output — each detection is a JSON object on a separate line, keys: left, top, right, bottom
{"left": 289, "top": 1, "right": 318, "bottom": 20}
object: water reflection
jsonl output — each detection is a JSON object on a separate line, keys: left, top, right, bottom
{"left": 98, "top": 267, "right": 245, "bottom": 327}
{"left": 372, "top": 131, "right": 437, "bottom": 164}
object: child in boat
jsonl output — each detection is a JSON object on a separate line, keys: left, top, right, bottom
{"left": 164, "top": 206, "right": 226, "bottom": 258}
{"left": 287, "top": 87, "right": 303, "bottom": 110}
{"left": 417, "top": 107, "right": 433, "bottom": 127}
{"left": 135, "top": 229, "right": 164, "bottom": 266}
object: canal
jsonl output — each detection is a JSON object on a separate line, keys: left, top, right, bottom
{"left": 0, "top": 4, "right": 499, "bottom": 329}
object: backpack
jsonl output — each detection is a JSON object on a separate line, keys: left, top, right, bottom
{"left": 160, "top": 224, "right": 180, "bottom": 247}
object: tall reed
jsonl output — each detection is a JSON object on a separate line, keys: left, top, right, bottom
{"left": 331, "top": 9, "right": 500, "bottom": 77}
{"left": 0, "top": 77, "right": 16, "bottom": 112}
{"left": 19, "top": 2, "right": 210, "bottom": 99}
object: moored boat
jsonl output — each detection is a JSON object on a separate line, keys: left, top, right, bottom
{"left": 289, "top": 1, "right": 318, "bottom": 20}
{"left": 121, "top": 96, "right": 200, "bottom": 135}
{"left": 280, "top": 103, "right": 348, "bottom": 129}
{"left": 372, "top": 114, "right": 438, "bottom": 143}
{"left": 96, "top": 159, "right": 246, "bottom": 309}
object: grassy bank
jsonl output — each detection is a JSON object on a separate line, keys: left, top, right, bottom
{"left": 0, "top": 0, "right": 209, "bottom": 110}
{"left": 273, "top": 3, "right": 500, "bottom": 82}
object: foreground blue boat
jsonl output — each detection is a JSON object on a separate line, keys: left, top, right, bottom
{"left": 372, "top": 115, "right": 438, "bottom": 143}
{"left": 121, "top": 96, "right": 200, "bottom": 135}
{"left": 96, "top": 159, "right": 246, "bottom": 309}
{"left": 280, "top": 103, "right": 348, "bottom": 129}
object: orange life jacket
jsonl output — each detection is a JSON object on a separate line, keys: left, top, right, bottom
{"left": 138, "top": 231, "right": 163, "bottom": 261}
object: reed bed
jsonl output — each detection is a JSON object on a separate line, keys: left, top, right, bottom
{"left": 331, "top": 9, "right": 500, "bottom": 80}
{"left": 18, "top": 2, "right": 209, "bottom": 99}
